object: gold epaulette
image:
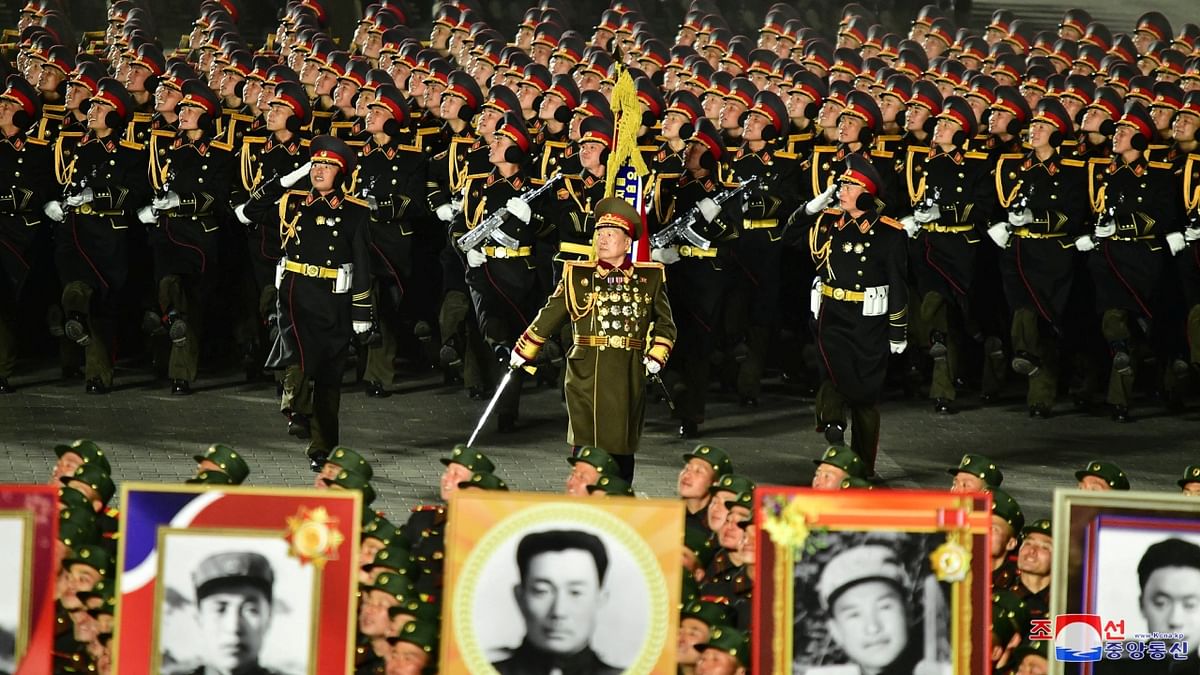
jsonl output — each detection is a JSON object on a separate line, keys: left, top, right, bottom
{"left": 632, "top": 261, "right": 665, "bottom": 271}
{"left": 774, "top": 149, "right": 797, "bottom": 160}
{"left": 879, "top": 215, "right": 904, "bottom": 230}
{"left": 1148, "top": 160, "right": 1173, "bottom": 170}
{"left": 964, "top": 151, "right": 988, "bottom": 160}
{"left": 1060, "top": 158, "right": 1085, "bottom": 167}
{"left": 149, "top": 129, "right": 174, "bottom": 140}
{"left": 343, "top": 194, "right": 369, "bottom": 207}
{"left": 211, "top": 138, "right": 234, "bottom": 152}
{"left": 119, "top": 139, "right": 142, "bottom": 151}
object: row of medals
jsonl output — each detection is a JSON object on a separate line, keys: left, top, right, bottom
{"left": 595, "top": 273, "right": 647, "bottom": 333}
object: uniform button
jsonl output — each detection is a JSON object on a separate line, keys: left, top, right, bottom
{"left": 329, "top": 245, "right": 334, "bottom": 251}
{"left": 860, "top": 256, "right": 866, "bottom": 261}
{"left": 326, "top": 260, "right": 332, "bottom": 265}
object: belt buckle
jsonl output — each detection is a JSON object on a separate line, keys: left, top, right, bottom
{"left": 494, "top": 247, "right": 508, "bottom": 259}
{"left": 679, "top": 246, "right": 691, "bottom": 256}
{"left": 607, "top": 335, "right": 622, "bottom": 349}
{"left": 303, "top": 264, "right": 319, "bottom": 278}
{"left": 833, "top": 288, "right": 846, "bottom": 301}
{"left": 79, "top": 203, "right": 94, "bottom": 215}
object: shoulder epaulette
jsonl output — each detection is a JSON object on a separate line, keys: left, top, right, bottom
{"left": 464, "top": 171, "right": 490, "bottom": 181}
{"left": 1060, "top": 158, "right": 1085, "bottom": 167}
{"left": 821, "top": 207, "right": 844, "bottom": 215}
{"left": 149, "top": 129, "right": 174, "bottom": 140}
{"left": 285, "top": 189, "right": 308, "bottom": 198}
{"left": 870, "top": 148, "right": 894, "bottom": 159}
{"left": 26, "top": 135, "right": 48, "bottom": 146}
{"left": 210, "top": 138, "right": 234, "bottom": 152}
{"left": 299, "top": 138, "right": 312, "bottom": 147}
{"left": 131, "top": 112, "right": 152, "bottom": 123}
{"left": 119, "top": 139, "right": 142, "bottom": 151}
{"left": 632, "top": 261, "right": 665, "bottom": 271}
{"left": 243, "top": 135, "right": 266, "bottom": 145}
{"left": 907, "top": 146, "right": 931, "bottom": 157}
{"left": 774, "top": 150, "right": 797, "bottom": 160}
{"left": 964, "top": 151, "right": 988, "bottom": 160}
{"left": 1148, "top": 160, "right": 1173, "bottom": 170}
{"left": 997, "top": 152, "right": 1023, "bottom": 162}
{"left": 1088, "top": 157, "right": 1112, "bottom": 166}
{"left": 879, "top": 215, "right": 904, "bottom": 230}
{"left": 228, "top": 112, "right": 254, "bottom": 123}
{"left": 416, "top": 127, "right": 439, "bottom": 136}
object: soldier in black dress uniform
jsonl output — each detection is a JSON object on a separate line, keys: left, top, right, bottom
{"left": 241, "top": 135, "right": 373, "bottom": 470}
{"left": 804, "top": 154, "right": 908, "bottom": 474}
{"left": 0, "top": 75, "right": 52, "bottom": 393}
{"left": 141, "top": 80, "right": 234, "bottom": 395}
{"left": 46, "top": 78, "right": 145, "bottom": 394}
{"left": 1077, "top": 102, "right": 1183, "bottom": 422}
{"left": 988, "top": 99, "right": 1089, "bottom": 416}
{"left": 357, "top": 84, "right": 428, "bottom": 398}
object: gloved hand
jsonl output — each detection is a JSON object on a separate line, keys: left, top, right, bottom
{"left": 643, "top": 357, "right": 662, "bottom": 374}
{"left": 364, "top": 194, "right": 379, "bottom": 211}
{"left": 694, "top": 197, "right": 719, "bottom": 222}
{"left": 509, "top": 348, "right": 525, "bottom": 369}
{"left": 890, "top": 340, "right": 907, "bottom": 354}
{"left": 43, "top": 200, "right": 64, "bottom": 222}
{"left": 810, "top": 277, "right": 822, "bottom": 319}
{"left": 65, "top": 188, "right": 94, "bottom": 207}
{"left": 280, "top": 161, "right": 312, "bottom": 188}
{"left": 505, "top": 196, "right": 532, "bottom": 223}
{"left": 1074, "top": 235, "right": 1096, "bottom": 252}
{"left": 137, "top": 206, "right": 157, "bottom": 224}
{"left": 1186, "top": 224, "right": 1200, "bottom": 241}
{"left": 152, "top": 191, "right": 181, "bottom": 211}
{"left": 986, "top": 223, "right": 1011, "bottom": 248}
{"left": 912, "top": 203, "right": 941, "bottom": 224}
{"left": 1167, "top": 231, "right": 1186, "bottom": 256}
{"left": 651, "top": 247, "right": 680, "bottom": 264}
{"left": 1094, "top": 221, "right": 1116, "bottom": 238}
{"left": 352, "top": 321, "right": 372, "bottom": 334}
{"left": 466, "top": 249, "right": 487, "bottom": 268}
{"left": 805, "top": 183, "right": 838, "bottom": 215}
{"left": 234, "top": 203, "right": 252, "bottom": 225}
{"left": 1007, "top": 208, "right": 1033, "bottom": 227}
{"left": 435, "top": 203, "right": 456, "bottom": 223}
{"left": 899, "top": 215, "right": 921, "bottom": 239}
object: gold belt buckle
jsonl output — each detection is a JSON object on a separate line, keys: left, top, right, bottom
{"left": 79, "top": 203, "right": 94, "bottom": 215}
{"left": 832, "top": 288, "right": 846, "bottom": 300}
{"left": 608, "top": 335, "right": 622, "bottom": 349}
{"left": 303, "top": 264, "right": 319, "bottom": 278}
{"left": 494, "top": 247, "right": 508, "bottom": 259}
{"left": 679, "top": 246, "right": 692, "bottom": 256}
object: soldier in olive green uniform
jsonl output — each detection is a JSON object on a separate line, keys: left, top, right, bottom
{"left": 694, "top": 625, "right": 750, "bottom": 675}
{"left": 188, "top": 443, "right": 250, "bottom": 484}
{"left": 947, "top": 453, "right": 1003, "bottom": 493}
{"left": 512, "top": 197, "right": 676, "bottom": 483}
{"left": 1179, "top": 464, "right": 1200, "bottom": 496}
{"left": 811, "top": 445, "right": 868, "bottom": 490}
{"left": 1074, "top": 460, "right": 1131, "bottom": 491}
{"left": 1010, "top": 518, "right": 1052, "bottom": 638}
{"left": 990, "top": 488, "right": 1024, "bottom": 592}
{"left": 678, "top": 444, "right": 733, "bottom": 536}
{"left": 564, "top": 445, "right": 620, "bottom": 496}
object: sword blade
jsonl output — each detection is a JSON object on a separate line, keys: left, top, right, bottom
{"left": 467, "top": 367, "right": 515, "bottom": 447}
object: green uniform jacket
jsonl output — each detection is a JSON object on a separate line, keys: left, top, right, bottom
{"left": 515, "top": 259, "right": 677, "bottom": 455}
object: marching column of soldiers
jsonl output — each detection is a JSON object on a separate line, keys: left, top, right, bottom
{"left": 2, "top": 0, "right": 1200, "bottom": 671}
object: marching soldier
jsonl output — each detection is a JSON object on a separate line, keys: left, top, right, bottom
{"left": 804, "top": 154, "right": 908, "bottom": 474}
{"left": 240, "top": 135, "right": 373, "bottom": 470}
{"left": 651, "top": 118, "right": 743, "bottom": 439}
{"left": 46, "top": 77, "right": 145, "bottom": 394}
{"left": 1076, "top": 102, "right": 1183, "bottom": 422}
{"left": 141, "top": 79, "right": 235, "bottom": 395}
{"left": 357, "top": 84, "right": 429, "bottom": 398}
{"left": 0, "top": 75, "right": 53, "bottom": 393}
{"left": 988, "top": 98, "right": 1089, "bottom": 417}
{"left": 544, "top": 115, "right": 612, "bottom": 270}
{"left": 512, "top": 197, "right": 676, "bottom": 482}
{"left": 454, "top": 112, "right": 546, "bottom": 432}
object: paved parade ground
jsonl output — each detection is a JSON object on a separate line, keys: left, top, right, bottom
{"left": 2, "top": 353, "right": 1193, "bottom": 521}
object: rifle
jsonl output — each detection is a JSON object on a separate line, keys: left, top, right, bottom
{"left": 456, "top": 173, "right": 564, "bottom": 252}
{"left": 649, "top": 177, "right": 759, "bottom": 249}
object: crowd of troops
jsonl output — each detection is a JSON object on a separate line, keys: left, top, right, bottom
{"left": 3, "top": 0, "right": 1200, "bottom": 480}
{"left": 43, "top": 433, "right": 1200, "bottom": 674}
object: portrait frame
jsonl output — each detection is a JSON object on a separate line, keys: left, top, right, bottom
{"left": 439, "top": 491, "right": 684, "bottom": 674}
{"left": 0, "top": 485, "right": 58, "bottom": 675}
{"left": 752, "top": 488, "right": 993, "bottom": 675}
{"left": 112, "top": 483, "right": 362, "bottom": 675}
{"left": 1050, "top": 489, "right": 1200, "bottom": 675}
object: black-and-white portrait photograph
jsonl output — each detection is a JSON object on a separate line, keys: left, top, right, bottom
{"left": 156, "top": 531, "right": 316, "bottom": 675}
{"left": 0, "top": 515, "right": 27, "bottom": 673}
{"left": 1093, "top": 524, "right": 1200, "bottom": 671}
{"left": 469, "top": 524, "right": 655, "bottom": 675}
{"left": 792, "top": 531, "right": 953, "bottom": 675}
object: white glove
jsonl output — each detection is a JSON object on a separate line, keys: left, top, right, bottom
{"left": 234, "top": 203, "right": 252, "bottom": 225}
{"left": 280, "top": 161, "right": 312, "bottom": 188}
{"left": 912, "top": 204, "right": 941, "bottom": 224}
{"left": 152, "top": 191, "right": 181, "bottom": 211}
{"left": 43, "top": 200, "right": 64, "bottom": 222}
{"left": 353, "top": 321, "right": 371, "bottom": 334}
{"left": 505, "top": 196, "right": 532, "bottom": 223}
{"left": 466, "top": 249, "right": 487, "bottom": 268}
{"left": 1007, "top": 208, "right": 1033, "bottom": 227}
{"left": 435, "top": 203, "right": 455, "bottom": 223}
{"left": 810, "top": 277, "right": 822, "bottom": 319}
{"left": 1167, "top": 231, "right": 1186, "bottom": 256}
{"left": 137, "top": 206, "right": 157, "bottom": 224}
{"left": 805, "top": 183, "right": 837, "bottom": 215}
{"left": 1074, "top": 235, "right": 1096, "bottom": 252}
{"left": 65, "top": 188, "right": 94, "bottom": 207}
{"left": 1185, "top": 226, "right": 1200, "bottom": 242}
{"left": 697, "top": 197, "right": 720, "bottom": 222}
{"left": 651, "top": 247, "right": 680, "bottom": 264}
{"left": 365, "top": 195, "right": 379, "bottom": 211}
{"left": 509, "top": 349, "right": 525, "bottom": 369}
{"left": 986, "top": 223, "right": 1011, "bottom": 248}
{"left": 890, "top": 340, "right": 907, "bottom": 354}
{"left": 900, "top": 215, "right": 921, "bottom": 239}
{"left": 1094, "top": 221, "right": 1116, "bottom": 238}
{"left": 643, "top": 357, "right": 661, "bottom": 374}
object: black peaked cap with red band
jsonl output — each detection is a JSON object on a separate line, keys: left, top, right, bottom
{"left": 310, "top": 134, "right": 356, "bottom": 175}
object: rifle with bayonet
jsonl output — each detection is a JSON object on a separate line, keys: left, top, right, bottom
{"left": 649, "top": 177, "right": 759, "bottom": 249}
{"left": 455, "top": 173, "right": 565, "bottom": 252}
